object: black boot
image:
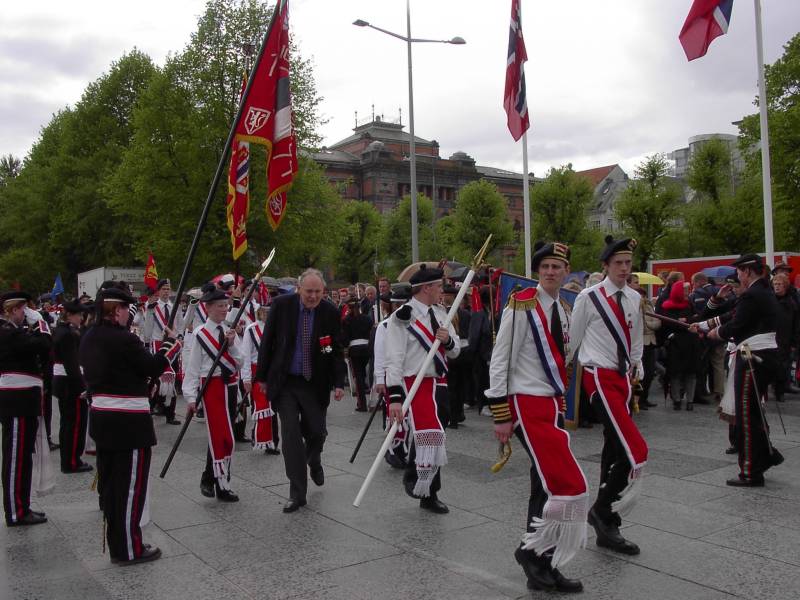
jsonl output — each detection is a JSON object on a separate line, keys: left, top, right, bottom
{"left": 588, "top": 508, "right": 640, "bottom": 555}
{"left": 514, "top": 547, "right": 556, "bottom": 591}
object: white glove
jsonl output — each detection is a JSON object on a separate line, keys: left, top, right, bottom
{"left": 24, "top": 306, "right": 43, "bottom": 326}
{"left": 697, "top": 320, "right": 710, "bottom": 332}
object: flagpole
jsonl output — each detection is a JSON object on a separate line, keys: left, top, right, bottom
{"left": 166, "top": 0, "right": 285, "bottom": 329}
{"left": 753, "top": 0, "right": 774, "bottom": 267}
{"left": 522, "top": 132, "right": 532, "bottom": 278}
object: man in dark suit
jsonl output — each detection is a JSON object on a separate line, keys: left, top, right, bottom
{"left": 255, "top": 269, "right": 346, "bottom": 512}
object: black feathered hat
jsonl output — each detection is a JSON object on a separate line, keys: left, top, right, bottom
{"left": 409, "top": 264, "right": 443, "bottom": 287}
{"left": 600, "top": 235, "right": 637, "bottom": 263}
{"left": 531, "top": 241, "right": 571, "bottom": 273}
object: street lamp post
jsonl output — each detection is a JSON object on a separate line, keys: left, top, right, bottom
{"left": 354, "top": 2, "right": 464, "bottom": 263}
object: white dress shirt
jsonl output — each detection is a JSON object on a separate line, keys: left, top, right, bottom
{"left": 568, "top": 278, "right": 643, "bottom": 372}
{"left": 240, "top": 320, "right": 265, "bottom": 383}
{"left": 143, "top": 299, "right": 183, "bottom": 343}
{"left": 372, "top": 319, "right": 390, "bottom": 385}
{"left": 486, "top": 287, "right": 571, "bottom": 398}
{"left": 183, "top": 319, "right": 244, "bottom": 404}
{"left": 384, "top": 297, "right": 460, "bottom": 388}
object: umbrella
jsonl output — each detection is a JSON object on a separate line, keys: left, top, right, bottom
{"left": 702, "top": 266, "right": 735, "bottom": 279}
{"left": 396, "top": 261, "right": 466, "bottom": 282}
{"left": 633, "top": 272, "right": 663, "bottom": 285}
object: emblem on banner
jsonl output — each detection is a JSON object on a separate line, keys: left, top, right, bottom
{"left": 244, "top": 107, "right": 271, "bottom": 135}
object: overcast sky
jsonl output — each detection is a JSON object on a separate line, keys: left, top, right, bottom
{"left": 2, "top": 1, "right": 798, "bottom": 177}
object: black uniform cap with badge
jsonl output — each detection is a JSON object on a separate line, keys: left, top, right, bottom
{"left": 600, "top": 235, "right": 637, "bottom": 263}
{"left": 1, "top": 290, "right": 32, "bottom": 306}
{"left": 731, "top": 253, "right": 765, "bottom": 273}
{"left": 61, "top": 299, "right": 88, "bottom": 315}
{"left": 531, "top": 241, "right": 571, "bottom": 273}
{"left": 409, "top": 264, "right": 444, "bottom": 288}
{"left": 156, "top": 278, "right": 170, "bottom": 291}
{"left": 200, "top": 288, "right": 229, "bottom": 305}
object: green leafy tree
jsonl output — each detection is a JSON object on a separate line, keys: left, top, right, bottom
{"left": 615, "top": 154, "right": 684, "bottom": 269}
{"left": 107, "top": 0, "right": 328, "bottom": 282}
{"left": 451, "top": 179, "right": 513, "bottom": 261}
{"left": 379, "top": 195, "right": 438, "bottom": 277}
{"left": 525, "top": 165, "right": 601, "bottom": 272}
{"left": 685, "top": 138, "right": 733, "bottom": 204}
{"left": 0, "top": 51, "right": 157, "bottom": 293}
{"left": 0, "top": 154, "right": 21, "bottom": 187}
{"left": 333, "top": 201, "right": 381, "bottom": 283}
{"left": 739, "top": 32, "right": 800, "bottom": 249}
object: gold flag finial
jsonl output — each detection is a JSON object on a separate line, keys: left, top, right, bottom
{"left": 472, "top": 234, "right": 493, "bottom": 270}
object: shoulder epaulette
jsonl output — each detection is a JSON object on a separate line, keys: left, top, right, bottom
{"left": 508, "top": 287, "right": 538, "bottom": 311}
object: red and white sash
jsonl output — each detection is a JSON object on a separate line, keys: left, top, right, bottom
{"left": 587, "top": 287, "right": 631, "bottom": 363}
{"left": 406, "top": 318, "right": 448, "bottom": 376}
{"left": 403, "top": 375, "right": 446, "bottom": 498}
{"left": 525, "top": 302, "right": 567, "bottom": 396}
{"left": 195, "top": 302, "right": 208, "bottom": 325}
{"left": 153, "top": 303, "right": 169, "bottom": 333}
{"left": 249, "top": 364, "right": 275, "bottom": 450}
{"left": 200, "top": 376, "right": 235, "bottom": 484}
{"left": 248, "top": 323, "right": 262, "bottom": 350}
{"left": 196, "top": 326, "right": 238, "bottom": 379}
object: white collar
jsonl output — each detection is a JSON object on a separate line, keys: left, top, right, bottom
{"left": 601, "top": 278, "right": 628, "bottom": 296}
{"left": 536, "top": 286, "right": 558, "bottom": 309}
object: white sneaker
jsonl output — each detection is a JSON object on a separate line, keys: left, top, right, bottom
{"left": 480, "top": 407, "right": 493, "bottom": 417}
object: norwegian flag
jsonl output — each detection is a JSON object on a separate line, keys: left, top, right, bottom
{"left": 679, "top": 0, "right": 734, "bottom": 61}
{"left": 504, "top": 0, "right": 529, "bottom": 142}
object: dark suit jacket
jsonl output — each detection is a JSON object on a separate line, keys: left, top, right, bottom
{"left": 718, "top": 278, "right": 778, "bottom": 344}
{"left": 255, "top": 294, "right": 346, "bottom": 407}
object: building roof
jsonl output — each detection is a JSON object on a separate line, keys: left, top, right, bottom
{"left": 476, "top": 165, "right": 526, "bottom": 182}
{"left": 308, "top": 148, "right": 360, "bottom": 164}
{"left": 329, "top": 119, "right": 435, "bottom": 150}
{"left": 575, "top": 164, "right": 617, "bottom": 187}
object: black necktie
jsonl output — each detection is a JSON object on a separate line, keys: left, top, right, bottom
{"left": 614, "top": 291, "right": 628, "bottom": 374}
{"left": 217, "top": 325, "right": 225, "bottom": 346}
{"left": 428, "top": 307, "right": 440, "bottom": 333}
{"left": 164, "top": 303, "right": 170, "bottom": 324}
{"left": 550, "top": 301, "right": 565, "bottom": 360}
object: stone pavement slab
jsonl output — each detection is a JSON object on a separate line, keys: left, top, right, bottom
{"left": 2, "top": 390, "right": 799, "bottom": 599}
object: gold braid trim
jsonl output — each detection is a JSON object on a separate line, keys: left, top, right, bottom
{"left": 507, "top": 293, "right": 538, "bottom": 312}
{"left": 489, "top": 401, "right": 512, "bottom": 423}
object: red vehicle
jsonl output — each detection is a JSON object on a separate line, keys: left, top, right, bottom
{"left": 648, "top": 252, "right": 800, "bottom": 285}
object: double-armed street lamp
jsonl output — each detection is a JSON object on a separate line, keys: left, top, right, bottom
{"left": 354, "top": 2, "right": 465, "bottom": 263}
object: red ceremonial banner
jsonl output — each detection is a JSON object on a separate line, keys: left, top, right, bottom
{"left": 226, "top": 77, "right": 250, "bottom": 260}
{"left": 144, "top": 253, "right": 159, "bottom": 290}
{"left": 234, "top": 0, "right": 297, "bottom": 231}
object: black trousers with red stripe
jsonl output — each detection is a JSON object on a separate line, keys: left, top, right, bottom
{"left": 54, "top": 377, "right": 88, "bottom": 471}
{"left": 733, "top": 352, "right": 777, "bottom": 481}
{"left": 96, "top": 447, "right": 151, "bottom": 561}
{"left": 1, "top": 415, "right": 38, "bottom": 525}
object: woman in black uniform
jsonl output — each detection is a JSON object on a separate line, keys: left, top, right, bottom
{"left": 79, "top": 287, "right": 181, "bottom": 565}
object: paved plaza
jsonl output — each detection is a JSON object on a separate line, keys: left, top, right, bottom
{"left": 2, "top": 388, "right": 800, "bottom": 600}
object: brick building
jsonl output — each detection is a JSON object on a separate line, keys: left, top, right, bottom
{"left": 311, "top": 117, "right": 534, "bottom": 234}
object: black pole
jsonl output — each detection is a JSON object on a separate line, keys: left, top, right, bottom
{"left": 160, "top": 261, "right": 268, "bottom": 478}
{"left": 165, "top": 1, "right": 284, "bottom": 330}
{"left": 349, "top": 394, "right": 383, "bottom": 463}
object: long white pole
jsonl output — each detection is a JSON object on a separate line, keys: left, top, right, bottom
{"left": 522, "top": 131, "right": 532, "bottom": 278}
{"left": 407, "top": 0, "right": 419, "bottom": 263}
{"left": 353, "top": 268, "right": 478, "bottom": 507}
{"left": 753, "top": 0, "right": 774, "bottom": 266}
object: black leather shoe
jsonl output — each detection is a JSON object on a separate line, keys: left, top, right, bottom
{"left": 200, "top": 479, "right": 215, "bottom": 498}
{"left": 726, "top": 475, "right": 764, "bottom": 487}
{"left": 62, "top": 462, "right": 94, "bottom": 474}
{"left": 48, "top": 441, "right": 60, "bottom": 451}
{"left": 29, "top": 510, "right": 45, "bottom": 518}
{"left": 215, "top": 489, "right": 239, "bottom": 502}
{"left": 310, "top": 467, "right": 324, "bottom": 487}
{"left": 588, "top": 508, "right": 640, "bottom": 555}
{"left": 116, "top": 545, "right": 161, "bottom": 566}
{"left": 514, "top": 547, "right": 556, "bottom": 591}
{"left": 7, "top": 512, "right": 48, "bottom": 527}
{"left": 449, "top": 422, "right": 459, "bottom": 429}
{"left": 725, "top": 446, "right": 738, "bottom": 455}
{"left": 166, "top": 418, "right": 182, "bottom": 425}
{"left": 672, "top": 402, "right": 682, "bottom": 411}
{"left": 419, "top": 497, "right": 449, "bottom": 514}
{"left": 264, "top": 447, "right": 281, "bottom": 455}
{"left": 685, "top": 402, "right": 694, "bottom": 411}
{"left": 551, "top": 568, "right": 584, "bottom": 593}
{"left": 283, "top": 499, "right": 306, "bottom": 513}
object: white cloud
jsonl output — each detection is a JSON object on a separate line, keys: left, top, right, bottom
{"left": 2, "top": 0, "right": 797, "bottom": 182}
